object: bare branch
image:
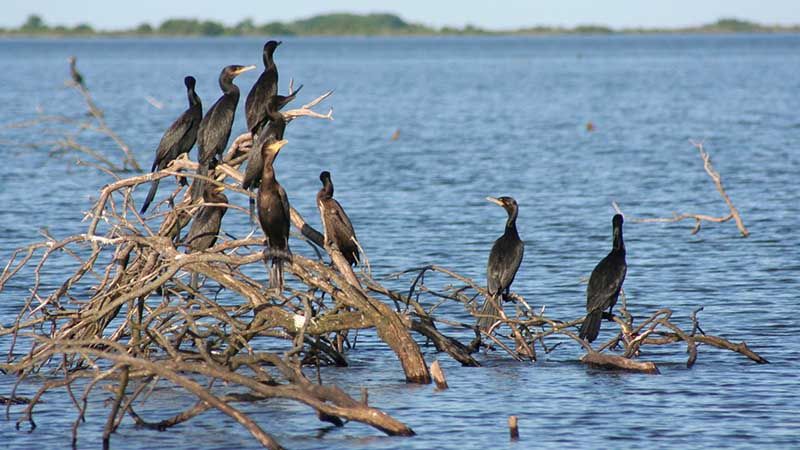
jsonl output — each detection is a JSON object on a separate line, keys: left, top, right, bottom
{"left": 613, "top": 141, "right": 749, "bottom": 237}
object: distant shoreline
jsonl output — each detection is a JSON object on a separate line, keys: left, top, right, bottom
{"left": 4, "top": 32, "right": 800, "bottom": 41}
{"left": 3, "top": 13, "right": 799, "bottom": 38}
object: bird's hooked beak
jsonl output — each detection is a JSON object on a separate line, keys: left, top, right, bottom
{"left": 276, "top": 41, "right": 283, "bottom": 46}
{"left": 486, "top": 196, "right": 504, "bottom": 207}
{"left": 235, "top": 65, "right": 257, "bottom": 75}
{"left": 265, "top": 139, "right": 289, "bottom": 154}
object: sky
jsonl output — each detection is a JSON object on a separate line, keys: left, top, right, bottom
{"left": 3, "top": 0, "right": 800, "bottom": 30}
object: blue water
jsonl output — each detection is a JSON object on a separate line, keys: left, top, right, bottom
{"left": 1, "top": 35, "right": 799, "bottom": 449}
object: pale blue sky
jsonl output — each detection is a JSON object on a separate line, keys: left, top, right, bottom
{"left": 4, "top": 0, "right": 800, "bottom": 29}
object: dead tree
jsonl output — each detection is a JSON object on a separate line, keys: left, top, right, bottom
{"left": 0, "top": 138, "right": 424, "bottom": 448}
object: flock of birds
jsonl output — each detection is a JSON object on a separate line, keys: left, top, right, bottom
{"left": 132, "top": 40, "right": 628, "bottom": 344}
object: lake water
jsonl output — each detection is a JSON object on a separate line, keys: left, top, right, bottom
{"left": 1, "top": 35, "right": 799, "bottom": 449}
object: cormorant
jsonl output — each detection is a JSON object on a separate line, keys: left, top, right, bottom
{"left": 316, "top": 171, "right": 360, "bottom": 266}
{"left": 477, "top": 196, "right": 524, "bottom": 331}
{"left": 256, "top": 139, "right": 290, "bottom": 290}
{"left": 68, "top": 56, "right": 84, "bottom": 88}
{"left": 191, "top": 64, "right": 255, "bottom": 201}
{"left": 183, "top": 182, "right": 229, "bottom": 293}
{"left": 244, "top": 40, "right": 302, "bottom": 136}
{"left": 245, "top": 41, "right": 281, "bottom": 135}
{"left": 579, "top": 214, "right": 627, "bottom": 343}
{"left": 140, "top": 76, "right": 203, "bottom": 214}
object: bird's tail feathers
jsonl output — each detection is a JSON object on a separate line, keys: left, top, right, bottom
{"left": 477, "top": 294, "right": 502, "bottom": 331}
{"left": 140, "top": 178, "right": 160, "bottom": 214}
{"left": 191, "top": 163, "right": 209, "bottom": 202}
{"left": 241, "top": 150, "right": 257, "bottom": 190}
{"left": 268, "top": 257, "right": 284, "bottom": 291}
{"left": 579, "top": 310, "right": 603, "bottom": 343}
{"left": 248, "top": 197, "right": 256, "bottom": 228}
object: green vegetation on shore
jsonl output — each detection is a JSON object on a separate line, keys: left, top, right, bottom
{"left": 2, "top": 14, "right": 799, "bottom": 37}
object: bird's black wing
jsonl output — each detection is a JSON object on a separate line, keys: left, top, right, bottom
{"left": 184, "top": 207, "right": 223, "bottom": 252}
{"left": 198, "top": 97, "right": 236, "bottom": 164}
{"left": 326, "top": 199, "right": 359, "bottom": 261}
{"left": 278, "top": 184, "right": 291, "bottom": 238}
{"left": 178, "top": 104, "right": 202, "bottom": 158}
{"left": 153, "top": 110, "right": 198, "bottom": 171}
{"left": 586, "top": 253, "right": 627, "bottom": 313}
{"left": 499, "top": 239, "right": 524, "bottom": 294}
{"left": 245, "top": 71, "right": 277, "bottom": 133}
{"left": 328, "top": 199, "right": 357, "bottom": 243}
{"left": 261, "top": 184, "right": 293, "bottom": 252}
{"left": 487, "top": 239, "right": 504, "bottom": 296}
{"left": 487, "top": 236, "right": 524, "bottom": 296}
{"left": 241, "top": 145, "right": 263, "bottom": 190}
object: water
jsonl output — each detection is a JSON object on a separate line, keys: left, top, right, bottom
{"left": 1, "top": 35, "right": 799, "bottom": 449}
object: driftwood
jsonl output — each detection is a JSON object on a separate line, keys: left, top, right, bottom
{"left": 581, "top": 352, "right": 659, "bottom": 374}
{"left": 615, "top": 141, "right": 749, "bottom": 237}
{"left": 0, "top": 61, "right": 768, "bottom": 449}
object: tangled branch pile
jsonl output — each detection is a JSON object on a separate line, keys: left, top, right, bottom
{"left": 0, "top": 64, "right": 767, "bottom": 450}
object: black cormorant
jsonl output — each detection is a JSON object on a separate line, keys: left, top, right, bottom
{"left": 316, "top": 171, "right": 360, "bottom": 266}
{"left": 244, "top": 40, "right": 302, "bottom": 136}
{"left": 68, "top": 56, "right": 84, "bottom": 88}
{"left": 191, "top": 64, "right": 255, "bottom": 201}
{"left": 478, "top": 196, "right": 524, "bottom": 331}
{"left": 245, "top": 40, "right": 281, "bottom": 135}
{"left": 579, "top": 214, "right": 627, "bottom": 343}
{"left": 140, "top": 76, "right": 203, "bottom": 214}
{"left": 183, "top": 183, "right": 228, "bottom": 293}
{"left": 256, "top": 139, "right": 290, "bottom": 290}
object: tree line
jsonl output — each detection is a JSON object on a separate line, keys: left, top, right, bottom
{"left": 3, "top": 14, "right": 798, "bottom": 37}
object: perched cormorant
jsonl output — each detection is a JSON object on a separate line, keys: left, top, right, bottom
{"left": 245, "top": 41, "right": 281, "bottom": 135}
{"left": 316, "top": 171, "right": 360, "bottom": 266}
{"left": 183, "top": 183, "right": 229, "bottom": 293}
{"left": 68, "top": 56, "right": 84, "bottom": 88}
{"left": 256, "top": 139, "right": 291, "bottom": 290}
{"left": 245, "top": 41, "right": 303, "bottom": 136}
{"left": 140, "top": 76, "right": 203, "bottom": 214}
{"left": 579, "top": 214, "right": 627, "bottom": 343}
{"left": 191, "top": 64, "right": 255, "bottom": 201}
{"left": 478, "top": 196, "right": 524, "bottom": 331}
